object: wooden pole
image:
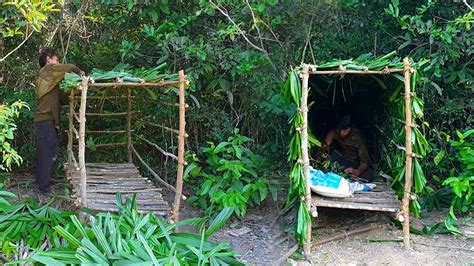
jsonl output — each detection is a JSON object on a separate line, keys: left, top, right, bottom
{"left": 127, "top": 88, "right": 133, "bottom": 162}
{"left": 131, "top": 145, "right": 177, "bottom": 193}
{"left": 300, "top": 65, "right": 312, "bottom": 255}
{"left": 87, "top": 80, "right": 181, "bottom": 87}
{"left": 308, "top": 68, "right": 404, "bottom": 75}
{"left": 314, "top": 224, "right": 384, "bottom": 246}
{"left": 402, "top": 57, "right": 413, "bottom": 250}
{"left": 78, "top": 78, "right": 89, "bottom": 207}
{"left": 170, "top": 70, "right": 187, "bottom": 222}
{"left": 67, "top": 88, "right": 75, "bottom": 166}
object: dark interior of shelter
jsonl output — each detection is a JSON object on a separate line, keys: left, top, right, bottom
{"left": 308, "top": 75, "right": 393, "bottom": 165}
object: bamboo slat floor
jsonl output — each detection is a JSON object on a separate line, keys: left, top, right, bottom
{"left": 312, "top": 180, "right": 400, "bottom": 213}
{"left": 65, "top": 162, "right": 170, "bottom": 216}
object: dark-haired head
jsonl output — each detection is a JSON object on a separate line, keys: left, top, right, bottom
{"left": 38, "top": 48, "right": 59, "bottom": 67}
{"left": 336, "top": 115, "right": 354, "bottom": 138}
{"left": 336, "top": 115, "right": 354, "bottom": 130}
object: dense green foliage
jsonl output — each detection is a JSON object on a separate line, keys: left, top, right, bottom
{"left": 186, "top": 129, "right": 274, "bottom": 217}
{"left": 0, "top": 101, "right": 28, "bottom": 171}
{"left": 441, "top": 130, "right": 474, "bottom": 233}
{"left": 1, "top": 0, "right": 473, "bottom": 246}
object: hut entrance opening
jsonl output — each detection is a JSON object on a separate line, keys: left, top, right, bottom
{"left": 308, "top": 75, "right": 389, "bottom": 165}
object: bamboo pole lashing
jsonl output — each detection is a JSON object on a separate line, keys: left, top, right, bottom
{"left": 300, "top": 65, "right": 312, "bottom": 255}
{"left": 78, "top": 78, "right": 88, "bottom": 207}
{"left": 170, "top": 70, "right": 187, "bottom": 223}
{"left": 401, "top": 57, "right": 413, "bottom": 250}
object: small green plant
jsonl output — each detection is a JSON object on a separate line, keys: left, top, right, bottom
{"left": 185, "top": 129, "right": 273, "bottom": 217}
{"left": 442, "top": 129, "right": 473, "bottom": 234}
{"left": 0, "top": 101, "right": 29, "bottom": 171}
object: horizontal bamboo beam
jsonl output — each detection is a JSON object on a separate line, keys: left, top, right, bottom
{"left": 144, "top": 100, "right": 188, "bottom": 108}
{"left": 143, "top": 121, "right": 179, "bottom": 134}
{"left": 73, "top": 142, "right": 127, "bottom": 148}
{"left": 87, "top": 130, "right": 135, "bottom": 134}
{"left": 88, "top": 80, "right": 181, "bottom": 88}
{"left": 131, "top": 145, "right": 177, "bottom": 193}
{"left": 143, "top": 121, "right": 188, "bottom": 138}
{"left": 140, "top": 137, "right": 178, "bottom": 161}
{"left": 308, "top": 68, "right": 404, "bottom": 75}
{"left": 71, "top": 96, "right": 136, "bottom": 99}
{"left": 86, "top": 112, "right": 134, "bottom": 116}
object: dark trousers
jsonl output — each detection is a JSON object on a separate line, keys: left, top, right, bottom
{"left": 330, "top": 150, "right": 374, "bottom": 182}
{"left": 35, "top": 120, "right": 58, "bottom": 193}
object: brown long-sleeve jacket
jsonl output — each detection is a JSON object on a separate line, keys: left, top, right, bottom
{"left": 34, "top": 64, "right": 82, "bottom": 127}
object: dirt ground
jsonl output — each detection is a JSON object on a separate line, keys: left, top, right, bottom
{"left": 210, "top": 202, "right": 473, "bottom": 265}
{"left": 5, "top": 175, "right": 474, "bottom": 265}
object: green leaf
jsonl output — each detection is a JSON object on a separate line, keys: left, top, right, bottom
{"left": 433, "top": 150, "right": 445, "bottom": 165}
{"left": 32, "top": 255, "right": 66, "bottom": 266}
{"left": 205, "top": 207, "right": 234, "bottom": 237}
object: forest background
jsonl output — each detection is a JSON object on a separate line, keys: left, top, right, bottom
{"left": 1, "top": 0, "right": 473, "bottom": 234}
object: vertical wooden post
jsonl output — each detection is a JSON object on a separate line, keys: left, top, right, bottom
{"left": 171, "top": 70, "right": 186, "bottom": 222}
{"left": 301, "top": 65, "right": 312, "bottom": 255}
{"left": 67, "top": 88, "right": 75, "bottom": 166}
{"left": 402, "top": 57, "right": 413, "bottom": 250}
{"left": 126, "top": 88, "right": 133, "bottom": 162}
{"left": 78, "top": 78, "right": 88, "bottom": 207}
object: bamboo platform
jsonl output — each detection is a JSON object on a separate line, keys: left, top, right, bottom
{"left": 312, "top": 180, "right": 400, "bottom": 212}
{"left": 65, "top": 163, "right": 170, "bottom": 216}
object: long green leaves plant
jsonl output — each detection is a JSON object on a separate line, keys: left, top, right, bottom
{"left": 24, "top": 194, "right": 242, "bottom": 265}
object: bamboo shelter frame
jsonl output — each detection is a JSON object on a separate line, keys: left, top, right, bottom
{"left": 298, "top": 58, "right": 414, "bottom": 253}
{"left": 65, "top": 70, "right": 188, "bottom": 222}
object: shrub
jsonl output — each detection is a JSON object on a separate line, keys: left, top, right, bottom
{"left": 442, "top": 129, "right": 474, "bottom": 234}
{"left": 0, "top": 101, "right": 28, "bottom": 171}
{"left": 186, "top": 129, "right": 275, "bottom": 217}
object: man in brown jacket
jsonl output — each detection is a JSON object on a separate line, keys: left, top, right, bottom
{"left": 323, "top": 115, "right": 374, "bottom": 182}
{"left": 35, "top": 48, "right": 84, "bottom": 195}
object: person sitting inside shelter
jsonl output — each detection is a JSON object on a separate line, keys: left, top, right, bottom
{"left": 323, "top": 115, "right": 374, "bottom": 182}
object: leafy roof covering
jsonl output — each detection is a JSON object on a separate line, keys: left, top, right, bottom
{"left": 61, "top": 63, "right": 178, "bottom": 91}
{"left": 310, "top": 51, "right": 405, "bottom": 71}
